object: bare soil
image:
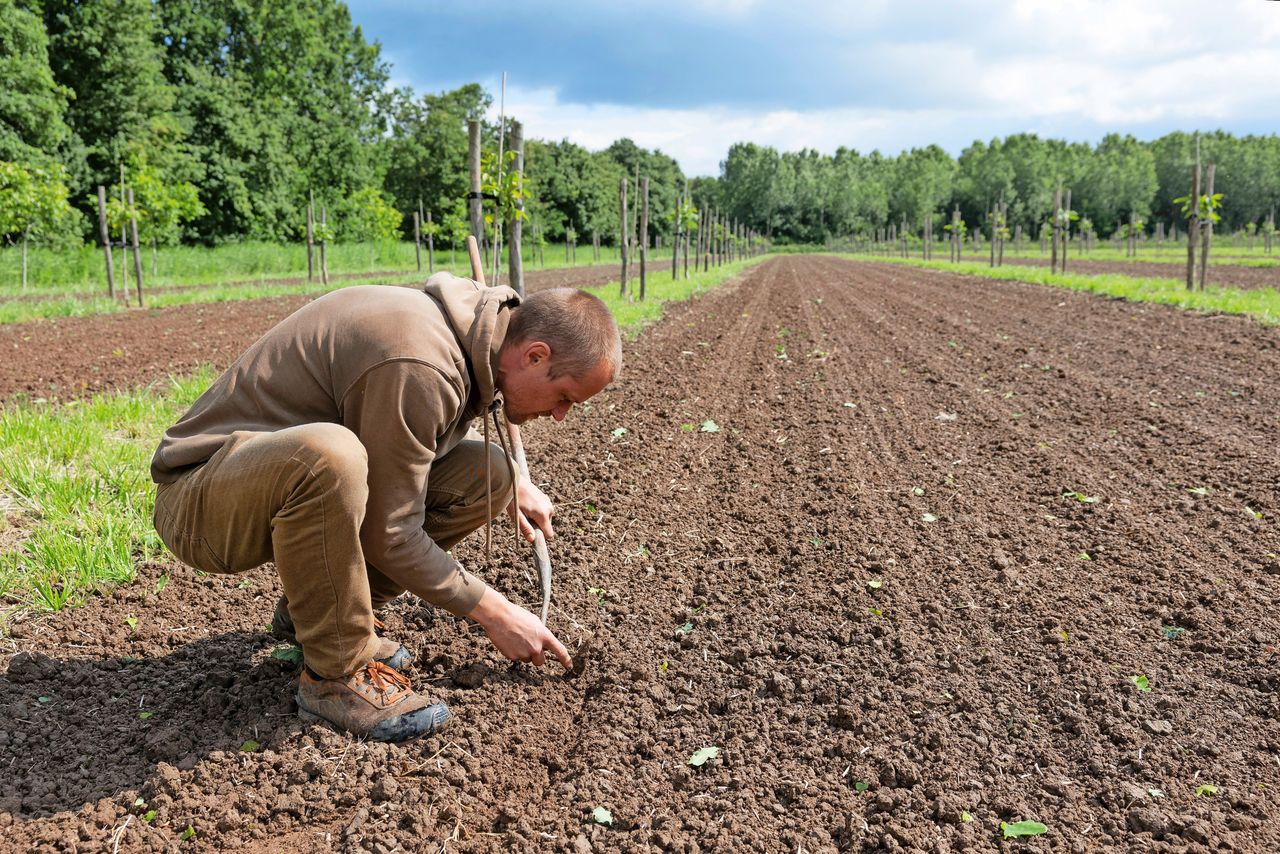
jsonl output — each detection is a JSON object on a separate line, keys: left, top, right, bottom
{"left": 2, "top": 256, "right": 1279, "bottom": 852}
{"left": 999, "top": 256, "right": 1279, "bottom": 291}
{"left": 0, "top": 262, "right": 666, "bottom": 405}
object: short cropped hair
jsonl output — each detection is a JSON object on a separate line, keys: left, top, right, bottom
{"left": 506, "top": 288, "right": 623, "bottom": 381}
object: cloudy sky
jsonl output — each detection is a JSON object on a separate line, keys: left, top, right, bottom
{"left": 349, "top": 0, "right": 1280, "bottom": 176}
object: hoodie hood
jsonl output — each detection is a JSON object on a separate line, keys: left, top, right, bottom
{"left": 423, "top": 272, "right": 521, "bottom": 407}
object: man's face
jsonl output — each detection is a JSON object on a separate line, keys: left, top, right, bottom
{"left": 498, "top": 341, "right": 613, "bottom": 425}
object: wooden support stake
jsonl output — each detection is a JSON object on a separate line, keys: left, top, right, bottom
{"left": 1186, "top": 154, "right": 1200, "bottom": 291}
{"left": 413, "top": 211, "right": 422, "bottom": 272}
{"left": 320, "top": 205, "right": 329, "bottom": 285}
{"left": 127, "top": 188, "right": 144, "bottom": 307}
{"left": 426, "top": 210, "right": 435, "bottom": 274}
{"left": 468, "top": 119, "right": 485, "bottom": 256}
{"left": 507, "top": 120, "right": 525, "bottom": 297}
{"left": 619, "top": 178, "right": 629, "bottom": 297}
{"left": 307, "top": 191, "right": 315, "bottom": 281}
{"left": 639, "top": 177, "right": 649, "bottom": 300}
{"left": 97, "top": 185, "right": 116, "bottom": 298}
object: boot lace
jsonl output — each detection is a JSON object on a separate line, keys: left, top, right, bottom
{"left": 363, "top": 660, "right": 411, "bottom": 703}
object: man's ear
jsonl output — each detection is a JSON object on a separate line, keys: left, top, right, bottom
{"left": 524, "top": 340, "right": 552, "bottom": 367}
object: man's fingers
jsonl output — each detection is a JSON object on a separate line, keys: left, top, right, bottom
{"left": 516, "top": 511, "right": 536, "bottom": 542}
{"left": 530, "top": 649, "right": 546, "bottom": 666}
{"left": 544, "top": 634, "right": 573, "bottom": 669}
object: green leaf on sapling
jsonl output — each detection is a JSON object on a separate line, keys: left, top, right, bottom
{"left": 592, "top": 806, "right": 613, "bottom": 825}
{"left": 1000, "top": 820, "right": 1048, "bottom": 839}
{"left": 688, "top": 746, "right": 721, "bottom": 767}
{"left": 699, "top": 419, "right": 721, "bottom": 433}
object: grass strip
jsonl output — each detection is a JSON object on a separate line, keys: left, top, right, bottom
{"left": 0, "top": 256, "right": 765, "bottom": 616}
{"left": 585, "top": 257, "right": 763, "bottom": 338}
{"left": 0, "top": 271, "right": 444, "bottom": 326}
{"left": 0, "top": 239, "right": 628, "bottom": 295}
{"left": 0, "top": 369, "right": 214, "bottom": 615}
{"left": 841, "top": 255, "right": 1280, "bottom": 326}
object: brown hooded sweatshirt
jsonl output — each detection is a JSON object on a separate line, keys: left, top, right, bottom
{"left": 150, "top": 273, "right": 520, "bottom": 616}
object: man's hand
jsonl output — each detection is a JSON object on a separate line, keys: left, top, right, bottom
{"left": 468, "top": 588, "right": 571, "bottom": 669}
{"left": 508, "top": 478, "right": 554, "bottom": 543}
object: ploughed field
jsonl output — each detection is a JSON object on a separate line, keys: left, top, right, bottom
{"left": 0, "top": 260, "right": 667, "bottom": 403}
{"left": 2, "top": 255, "right": 1278, "bottom": 852}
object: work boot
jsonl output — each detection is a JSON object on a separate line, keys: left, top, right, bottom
{"left": 295, "top": 661, "right": 450, "bottom": 742}
{"left": 271, "top": 596, "right": 412, "bottom": 672}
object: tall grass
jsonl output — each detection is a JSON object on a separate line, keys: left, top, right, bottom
{"left": 0, "top": 239, "right": 631, "bottom": 296}
{"left": 0, "top": 255, "right": 767, "bottom": 615}
{"left": 0, "top": 369, "right": 214, "bottom": 614}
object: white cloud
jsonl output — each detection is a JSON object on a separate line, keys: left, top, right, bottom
{"left": 491, "top": 85, "right": 972, "bottom": 175}
{"left": 365, "top": 0, "right": 1280, "bottom": 175}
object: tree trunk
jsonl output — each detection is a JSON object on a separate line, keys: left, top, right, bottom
{"left": 1050, "top": 189, "right": 1061, "bottom": 274}
{"left": 1061, "top": 190, "right": 1071, "bottom": 273}
{"left": 1199, "top": 164, "right": 1215, "bottom": 291}
{"left": 1186, "top": 159, "right": 1200, "bottom": 291}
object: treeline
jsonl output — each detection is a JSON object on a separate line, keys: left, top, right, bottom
{"left": 3, "top": 0, "right": 1278, "bottom": 252}
{"left": 707, "top": 132, "right": 1280, "bottom": 244}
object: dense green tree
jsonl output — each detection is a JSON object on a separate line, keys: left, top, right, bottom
{"left": 1077, "top": 133, "right": 1156, "bottom": 234}
{"left": 891, "top": 145, "right": 954, "bottom": 233}
{"left": 43, "top": 0, "right": 188, "bottom": 197}
{"left": 155, "top": 0, "right": 390, "bottom": 241}
{"left": 601, "top": 138, "right": 684, "bottom": 245}
{"left": 0, "top": 0, "right": 75, "bottom": 167}
{"left": 720, "top": 142, "right": 784, "bottom": 237}
{"left": 523, "top": 138, "right": 618, "bottom": 243}
{"left": 380, "top": 83, "right": 488, "bottom": 236}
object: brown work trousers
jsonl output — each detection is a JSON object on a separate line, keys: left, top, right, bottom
{"left": 153, "top": 423, "right": 512, "bottom": 679}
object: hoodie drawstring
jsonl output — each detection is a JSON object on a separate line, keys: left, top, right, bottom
{"left": 483, "top": 399, "right": 522, "bottom": 562}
